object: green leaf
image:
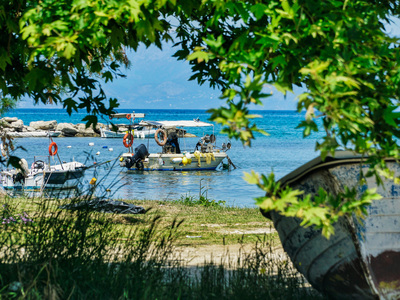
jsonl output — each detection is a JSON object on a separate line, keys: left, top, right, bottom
{"left": 243, "top": 170, "right": 260, "bottom": 185}
{"left": 63, "top": 43, "right": 76, "bottom": 59}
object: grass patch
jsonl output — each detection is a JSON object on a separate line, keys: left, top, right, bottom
{"left": 173, "top": 193, "right": 227, "bottom": 207}
{"left": 0, "top": 195, "right": 324, "bottom": 299}
{"left": 126, "top": 198, "right": 277, "bottom": 247}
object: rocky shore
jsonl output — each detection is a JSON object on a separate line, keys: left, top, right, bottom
{"left": 0, "top": 117, "right": 105, "bottom": 137}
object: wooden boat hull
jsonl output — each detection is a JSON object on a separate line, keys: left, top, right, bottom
{"left": 263, "top": 154, "right": 400, "bottom": 299}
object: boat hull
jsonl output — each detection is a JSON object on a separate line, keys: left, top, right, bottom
{"left": 1, "top": 162, "right": 85, "bottom": 192}
{"left": 264, "top": 157, "right": 400, "bottom": 299}
{"left": 7, "top": 131, "right": 61, "bottom": 138}
{"left": 122, "top": 152, "right": 227, "bottom": 171}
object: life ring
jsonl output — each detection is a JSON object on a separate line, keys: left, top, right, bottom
{"left": 123, "top": 133, "right": 134, "bottom": 148}
{"left": 126, "top": 114, "right": 131, "bottom": 120}
{"left": 49, "top": 142, "right": 58, "bottom": 156}
{"left": 154, "top": 129, "right": 167, "bottom": 146}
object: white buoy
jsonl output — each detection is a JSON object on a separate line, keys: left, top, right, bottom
{"left": 172, "top": 158, "right": 183, "bottom": 164}
{"left": 108, "top": 148, "right": 113, "bottom": 151}
{"left": 89, "top": 142, "right": 94, "bottom": 146}
{"left": 67, "top": 146, "right": 72, "bottom": 148}
{"left": 96, "top": 151, "right": 100, "bottom": 155}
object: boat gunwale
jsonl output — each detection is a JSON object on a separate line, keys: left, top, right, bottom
{"left": 279, "top": 154, "right": 397, "bottom": 188}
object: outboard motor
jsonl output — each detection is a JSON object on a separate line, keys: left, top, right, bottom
{"left": 124, "top": 144, "right": 149, "bottom": 169}
{"left": 13, "top": 173, "right": 25, "bottom": 185}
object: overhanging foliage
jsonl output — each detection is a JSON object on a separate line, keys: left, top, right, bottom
{"left": 2, "top": 0, "right": 400, "bottom": 236}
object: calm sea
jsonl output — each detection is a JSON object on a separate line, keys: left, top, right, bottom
{"left": 3, "top": 108, "right": 323, "bottom": 207}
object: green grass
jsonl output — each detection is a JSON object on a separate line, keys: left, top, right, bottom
{"left": 123, "top": 198, "right": 278, "bottom": 246}
{"left": 0, "top": 195, "right": 324, "bottom": 299}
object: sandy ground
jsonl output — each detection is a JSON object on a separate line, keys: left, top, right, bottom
{"left": 174, "top": 243, "right": 286, "bottom": 267}
{"left": 173, "top": 227, "right": 286, "bottom": 267}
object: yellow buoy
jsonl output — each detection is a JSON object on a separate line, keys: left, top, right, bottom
{"left": 89, "top": 178, "right": 97, "bottom": 185}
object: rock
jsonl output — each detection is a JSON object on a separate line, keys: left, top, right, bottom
{"left": 56, "top": 123, "right": 78, "bottom": 137}
{"left": 75, "top": 123, "right": 97, "bottom": 137}
{"left": 2, "top": 117, "right": 18, "bottom": 123}
{"left": 0, "top": 121, "right": 11, "bottom": 129}
{"left": 23, "top": 126, "right": 36, "bottom": 132}
{"left": 29, "top": 120, "right": 57, "bottom": 130}
{"left": 10, "top": 120, "right": 24, "bottom": 132}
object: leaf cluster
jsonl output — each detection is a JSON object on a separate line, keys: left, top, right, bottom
{"left": 244, "top": 170, "right": 381, "bottom": 238}
{"left": 1, "top": 0, "right": 175, "bottom": 126}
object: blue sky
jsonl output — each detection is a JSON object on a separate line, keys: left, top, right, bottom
{"left": 102, "top": 45, "right": 299, "bottom": 111}
{"left": 20, "top": 43, "right": 298, "bottom": 110}
{"left": 19, "top": 18, "right": 400, "bottom": 111}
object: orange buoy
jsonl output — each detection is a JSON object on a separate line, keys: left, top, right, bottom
{"left": 154, "top": 129, "right": 167, "bottom": 146}
{"left": 123, "top": 132, "right": 134, "bottom": 148}
{"left": 49, "top": 142, "right": 58, "bottom": 156}
{"left": 126, "top": 114, "right": 131, "bottom": 120}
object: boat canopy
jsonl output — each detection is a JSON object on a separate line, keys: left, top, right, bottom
{"left": 141, "top": 120, "right": 214, "bottom": 128}
{"left": 109, "top": 112, "right": 145, "bottom": 119}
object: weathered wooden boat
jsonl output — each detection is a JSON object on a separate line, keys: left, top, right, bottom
{"left": 262, "top": 151, "right": 400, "bottom": 299}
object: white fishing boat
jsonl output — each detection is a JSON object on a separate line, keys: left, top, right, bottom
{"left": 119, "top": 120, "right": 233, "bottom": 171}
{"left": 1, "top": 140, "right": 85, "bottom": 193}
{"left": 99, "top": 111, "right": 157, "bottom": 138}
{"left": 100, "top": 126, "right": 157, "bottom": 139}
{"left": 7, "top": 131, "right": 61, "bottom": 138}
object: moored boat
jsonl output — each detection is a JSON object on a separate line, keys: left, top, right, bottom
{"left": 262, "top": 151, "right": 400, "bottom": 299}
{"left": 1, "top": 140, "right": 86, "bottom": 195}
{"left": 100, "top": 127, "right": 156, "bottom": 139}
{"left": 1, "top": 160, "right": 85, "bottom": 191}
{"left": 7, "top": 131, "right": 61, "bottom": 138}
{"left": 119, "top": 120, "right": 233, "bottom": 171}
{"left": 99, "top": 111, "right": 157, "bottom": 138}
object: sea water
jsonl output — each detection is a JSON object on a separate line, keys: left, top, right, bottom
{"left": 3, "top": 109, "right": 324, "bottom": 207}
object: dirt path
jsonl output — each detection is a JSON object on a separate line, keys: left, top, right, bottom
{"left": 173, "top": 227, "right": 286, "bottom": 267}
{"left": 174, "top": 243, "right": 286, "bottom": 267}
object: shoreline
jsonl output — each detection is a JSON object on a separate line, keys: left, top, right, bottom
{"left": 1, "top": 117, "right": 106, "bottom": 138}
